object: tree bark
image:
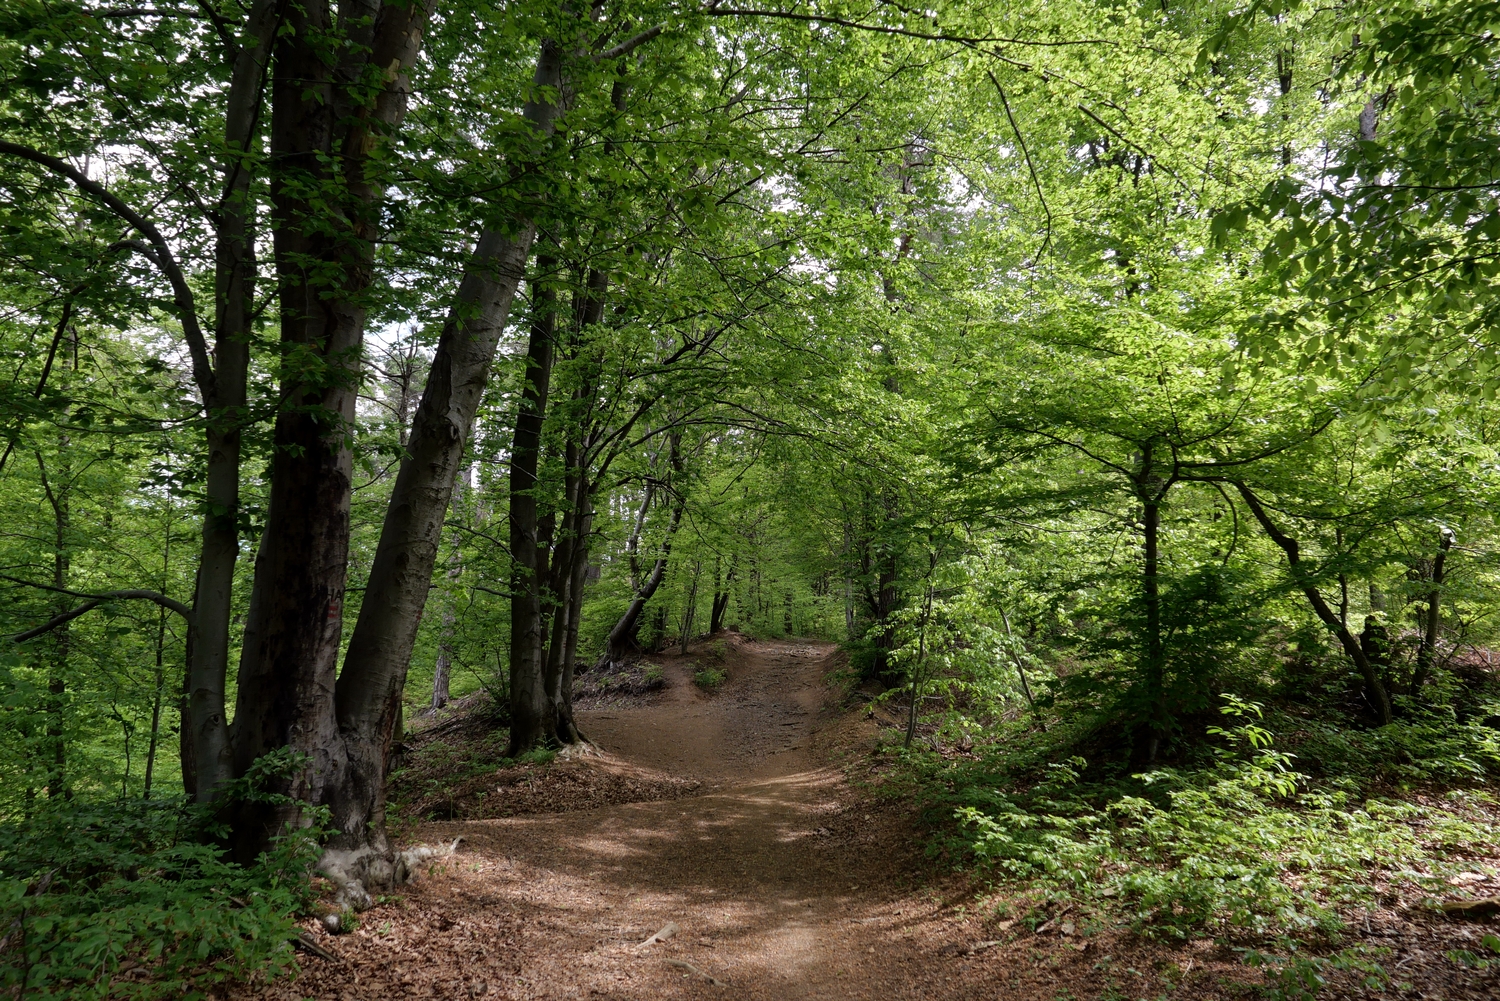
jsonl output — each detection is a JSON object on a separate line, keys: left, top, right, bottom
{"left": 506, "top": 262, "right": 561, "bottom": 757}
{"left": 231, "top": 0, "right": 433, "bottom": 861}
{"left": 557, "top": 499, "right": 592, "bottom": 745}
{"left": 39, "top": 450, "right": 70, "bottom": 799}
{"left": 1135, "top": 444, "right": 1169, "bottom": 761}
{"left": 710, "top": 590, "right": 730, "bottom": 634}
{"left": 1411, "top": 528, "right": 1454, "bottom": 695}
{"left": 327, "top": 37, "right": 566, "bottom": 858}
{"left": 596, "top": 435, "right": 685, "bottom": 671}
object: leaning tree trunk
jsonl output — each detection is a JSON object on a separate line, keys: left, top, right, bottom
{"left": 1234, "top": 483, "right": 1393, "bottom": 724}
{"left": 596, "top": 435, "right": 685, "bottom": 671}
{"left": 327, "top": 41, "right": 566, "bottom": 868}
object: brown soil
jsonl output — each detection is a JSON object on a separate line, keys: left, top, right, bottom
{"left": 245, "top": 637, "right": 1500, "bottom": 1001}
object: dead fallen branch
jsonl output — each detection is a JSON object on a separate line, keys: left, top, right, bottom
{"left": 664, "top": 958, "right": 727, "bottom": 986}
{"left": 296, "top": 932, "right": 343, "bottom": 963}
{"left": 637, "top": 921, "right": 678, "bottom": 947}
{"left": 938, "top": 939, "right": 1003, "bottom": 957}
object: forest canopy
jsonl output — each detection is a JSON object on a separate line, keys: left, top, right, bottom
{"left": 2, "top": 0, "right": 1498, "bottom": 996}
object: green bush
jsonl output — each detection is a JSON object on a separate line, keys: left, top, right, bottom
{"left": 693, "top": 665, "right": 726, "bottom": 689}
{"left": 906, "top": 698, "right": 1500, "bottom": 940}
{"left": 0, "top": 752, "right": 320, "bottom": 999}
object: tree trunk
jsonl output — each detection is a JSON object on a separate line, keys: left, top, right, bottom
{"left": 596, "top": 435, "right": 685, "bottom": 670}
{"left": 179, "top": 0, "right": 282, "bottom": 805}
{"left": 39, "top": 449, "right": 69, "bottom": 799}
{"left": 142, "top": 602, "right": 168, "bottom": 799}
{"left": 1411, "top": 528, "right": 1453, "bottom": 694}
{"left": 331, "top": 28, "right": 564, "bottom": 858}
{"left": 1136, "top": 445, "right": 1168, "bottom": 761}
{"left": 710, "top": 590, "right": 730, "bottom": 634}
{"left": 431, "top": 472, "right": 466, "bottom": 711}
{"left": 1234, "top": 483, "right": 1393, "bottom": 724}
{"left": 680, "top": 563, "right": 702, "bottom": 652}
{"left": 432, "top": 613, "right": 454, "bottom": 711}
{"left": 536, "top": 441, "right": 583, "bottom": 748}
{"left": 231, "top": 0, "right": 433, "bottom": 861}
{"left": 506, "top": 262, "right": 560, "bottom": 758}
{"left": 557, "top": 500, "right": 592, "bottom": 745}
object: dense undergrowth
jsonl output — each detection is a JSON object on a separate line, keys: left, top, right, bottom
{"left": 885, "top": 692, "right": 1500, "bottom": 994}
{"left": 0, "top": 754, "right": 320, "bottom": 1000}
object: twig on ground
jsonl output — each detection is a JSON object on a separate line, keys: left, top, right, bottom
{"left": 664, "top": 958, "right": 727, "bottom": 986}
{"left": 296, "top": 932, "right": 343, "bottom": 963}
{"left": 638, "top": 921, "right": 679, "bottom": 947}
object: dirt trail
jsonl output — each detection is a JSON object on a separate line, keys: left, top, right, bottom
{"left": 266, "top": 638, "right": 1499, "bottom": 1001}
{"left": 420, "top": 638, "right": 950, "bottom": 1000}
{"left": 272, "top": 638, "right": 1243, "bottom": 1001}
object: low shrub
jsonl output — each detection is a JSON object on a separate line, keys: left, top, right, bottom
{"left": 693, "top": 664, "right": 726, "bottom": 689}
{"left": 901, "top": 698, "right": 1500, "bottom": 941}
{"left": 0, "top": 752, "right": 320, "bottom": 999}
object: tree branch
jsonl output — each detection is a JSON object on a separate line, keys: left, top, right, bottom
{"left": 0, "top": 140, "right": 216, "bottom": 401}
{"left": 703, "top": 7, "right": 1116, "bottom": 48}
{"left": 3, "top": 574, "right": 192, "bottom": 642}
{"left": 988, "top": 71, "right": 1051, "bottom": 258}
{"left": 600, "top": 24, "right": 663, "bottom": 59}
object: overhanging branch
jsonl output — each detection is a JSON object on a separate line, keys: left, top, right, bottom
{"left": 3, "top": 574, "right": 192, "bottom": 642}
{"left": 0, "top": 140, "right": 216, "bottom": 402}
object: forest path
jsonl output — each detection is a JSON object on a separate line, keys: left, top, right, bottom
{"left": 277, "top": 638, "right": 1034, "bottom": 1000}
{"left": 416, "top": 637, "right": 953, "bottom": 1000}
{"left": 270, "top": 639, "right": 1062, "bottom": 996}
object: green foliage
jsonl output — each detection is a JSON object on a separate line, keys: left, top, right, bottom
{"left": 1242, "top": 941, "right": 1391, "bottom": 1001}
{"left": 693, "top": 665, "right": 726, "bottom": 690}
{"left": 0, "top": 752, "right": 321, "bottom": 1000}
{"left": 904, "top": 700, "right": 1500, "bottom": 940}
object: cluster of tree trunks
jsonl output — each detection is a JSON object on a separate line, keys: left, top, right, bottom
{"left": 3, "top": 3, "right": 642, "bottom": 882}
{"left": 5, "top": 0, "right": 723, "bottom": 876}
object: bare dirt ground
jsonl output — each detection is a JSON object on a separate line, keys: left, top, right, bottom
{"left": 246, "top": 636, "right": 1500, "bottom": 1001}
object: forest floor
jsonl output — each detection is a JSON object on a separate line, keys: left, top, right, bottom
{"left": 239, "top": 635, "right": 1500, "bottom": 1001}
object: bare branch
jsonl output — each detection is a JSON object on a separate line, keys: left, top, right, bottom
{"left": 3, "top": 573, "right": 192, "bottom": 642}
{"left": 600, "top": 24, "right": 663, "bottom": 59}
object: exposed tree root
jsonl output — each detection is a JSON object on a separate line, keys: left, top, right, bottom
{"left": 318, "top": 837, "right": 464, "bottom": 913}
{"left": 637, "top": 921, "right": 678, "bottom": 947}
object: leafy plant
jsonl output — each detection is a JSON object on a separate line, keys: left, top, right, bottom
{"left": 0, "top": 751, "right": 320, "bottom": 999}
{"left": 908, "top": 697, "right": 1499, "bottom": 940}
